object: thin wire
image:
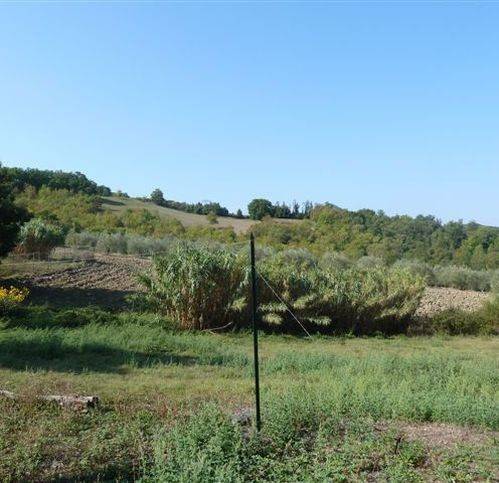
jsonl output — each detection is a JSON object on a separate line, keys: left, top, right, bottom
{"left": 256, "top": 269, "right": 312, "bottom": 338}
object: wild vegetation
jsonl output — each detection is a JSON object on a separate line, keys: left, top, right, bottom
{"left": 138, "top": 244, "right": 246, "bottom": 330}
{"left": 2, "top": 166, "right": 111, "bottom": 196}
{"left": 3, "top": 165, "right": 497, "bottom": 271}
{"left": 0, "top": 164, "right": 29, "bottom": 257}
{"left": 0, "top": 305, "right": 497, "bottom": 481}
{"left": 1, "top": 164, "right": 498, "bottom": 480}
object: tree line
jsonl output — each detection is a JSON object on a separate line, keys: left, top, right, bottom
{"left": 1, "top": 165, "right": 497, "bottom": 270}
{"left": 2, "top": 166, "right": 111, "bottom": 196}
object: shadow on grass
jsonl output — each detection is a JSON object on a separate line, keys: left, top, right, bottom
{"left": 0, "top": 338, "right": 200, "bottom": 374}
{"left": 26, "top": 285, "right": 134, "bottom": 310}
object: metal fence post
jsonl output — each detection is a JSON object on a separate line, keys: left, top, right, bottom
{"left": 250, "top": 233, "right": 262, "bottom": 431}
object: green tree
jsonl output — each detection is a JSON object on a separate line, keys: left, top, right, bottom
{"left": 248, "top": 199, "right": 274, "bottom": 220}
{"left": 0, "top": 164, "right": 28, "bottom": 257}
{"left": 150, "top": 188, "right": 166, "bottom": 206}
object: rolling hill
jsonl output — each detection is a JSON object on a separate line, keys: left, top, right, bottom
{"left": 101, "top": 196, "right": 299, "bottom": 234}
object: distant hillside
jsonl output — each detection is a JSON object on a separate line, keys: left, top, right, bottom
{"left": 3, "top": 164, "right": 498, "bottom": 269}
{"left": 102, "top": 196, "right": 257, "bottom": 234}
{"left": 101, "top": 196, "right": 299, "bottom": 234}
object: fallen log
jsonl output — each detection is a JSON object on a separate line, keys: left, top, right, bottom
{"left": 0, "top": 389, "right": 99, "bottom": 410}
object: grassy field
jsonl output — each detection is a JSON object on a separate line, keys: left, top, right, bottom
{"left": 102, "top": 196, "right": 257, "bottom": 233}
{"left": 0, "top": 307, "right": 497, "bottom": 481}
{"left": 102, "top": 196, "right": 300, "bottom": 234}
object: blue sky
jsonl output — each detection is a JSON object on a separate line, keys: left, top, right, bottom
{"left": 1, "top": 3, "right": 498, "bottom": 225}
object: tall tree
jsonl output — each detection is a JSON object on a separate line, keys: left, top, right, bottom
{"left": 150, "top": 188, "right": 166, "bottom": 206}
{"left": 0, "top": 164, "right": 29, "bottom": 257}
{"left": 248, "top": 199, "right": 274, "bottom": 220}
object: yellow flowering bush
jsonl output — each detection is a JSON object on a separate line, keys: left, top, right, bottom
{"left": 0, "top": 286, "right": 29, "bottom": 313}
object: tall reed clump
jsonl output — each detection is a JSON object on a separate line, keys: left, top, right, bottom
{"left": 257, "top": 254, "right": 425, "bottom": 334}
{"left": 138, "top": 243, "right": 246, "bottom": 330}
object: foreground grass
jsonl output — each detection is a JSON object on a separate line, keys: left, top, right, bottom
{"left": 0, "top": 308, "right": 497, "bottom": 481}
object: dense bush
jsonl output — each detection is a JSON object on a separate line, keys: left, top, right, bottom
{"left": 3, "top": 166, "right": 111, "bottom": 195}
{"left": 392, "top": 260, "right": 498, "bottom": 292}
{"left": 355, "top": 255, "right": 385, "bottom": 269}
{"left": 17, "top": 218, "right": 65, "bottom": 257}
{"left": 414, "top": 296, "right": 498, "bottom": 336}
{"left": 392, "top": 259, "right": 436, "bottom": 284}
{"left": 95, "top": 233, "right": 128, "bottom": 254}
{"left": 66, "top": 231, "right": 178, "bottom": 257}
{"left": 137, "top": 244, "right": 425, "bottom": 335}
{"left": 252, "top": 206, "right": 499, "bottom": 269}
{"left": 433, "top": 265, "right": 496, "bottom": 292}
{"left": 138, "top": 243, "right": 246, "bottom": 330}
{"left": 65, "top": 230, "right": 99, "bottom": 249}
{"left": 0, "top": 164, "right": 29, "bottom": 257}
{"left": 257, "top": 254, "right": 425, "bottom": 334}
{"left": 319, "top": 251, "right": 352, "bottom": 271}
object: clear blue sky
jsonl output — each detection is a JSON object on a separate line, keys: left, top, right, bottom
{"left": 1, "top": 3, "right": 498, "bottom": 225}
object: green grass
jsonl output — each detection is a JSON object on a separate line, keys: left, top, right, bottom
{"left": 0, "top": 307, "right": 497, "bottom": 481}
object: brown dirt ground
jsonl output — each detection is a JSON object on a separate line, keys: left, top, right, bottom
{"left": 416, "top": 286, "right": 491, "bottom": 318}
{"left": 376, "top": 420, "right": 498, "bottom": 450}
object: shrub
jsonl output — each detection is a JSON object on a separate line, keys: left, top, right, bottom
{"left": 433, "top": 265, "right": 493, "bottom": 291}
{"left": 95, "top": 233, "right": 128, "bottom": 254}
{"left": 17, "top": 218, "right": 65, "bottom": 258}
{"left": 0, "top": 164, "right": 29, "bottom": 257}
{"left": 490, "top": 271, "right": 499, "bottom": 293}
{"left": 393, "top": 259, "right": 436, "bottom": 284}
{"left": 272, "top": 248, "right": 317, "bottom": 271}
{"left": 0, "top": 286, "right": 29, "bottom": 315}
{"left": 126, "top": 236, "right": 174, "bottom": 257}
{"left": 65, "top": 230, "right": 99, "bottom": 249}
{"left": 257, "top": 254, "right": 425, "bottom": 334}
{"left": 138, "top": 243, "right": 245, "bottom": 330}
{"left": 319, "top": 251, "right": 352, "bottom": 271}
{"left": 356, "top": 255, "right": 385, "bottom": 269}
{"left": 417, "top": 296, "right": 498, "bottom": 335}
{"left": 206, "top": 212, "right": 218, "bottom": 225}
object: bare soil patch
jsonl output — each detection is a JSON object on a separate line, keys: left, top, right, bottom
{"left": 19, "top": 254, "right": 150, "bottom": 308}
{"left": 384, "top": 421, "right": 498, "bottom": 450}
{"left": 416, "top": 287, "right": 490, "bottom": 318}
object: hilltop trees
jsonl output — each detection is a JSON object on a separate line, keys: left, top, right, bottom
{"left": 2, "top": 166, "right": 111, "bottom": 196}
{"left": 248, "top": 199, "right": 274, "bottom": 220}
{"left": 150, "top": 188, "right": 166, "bottom": 206}
{"left": 248, "top": 199, "right": 312, "bottom": 220}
